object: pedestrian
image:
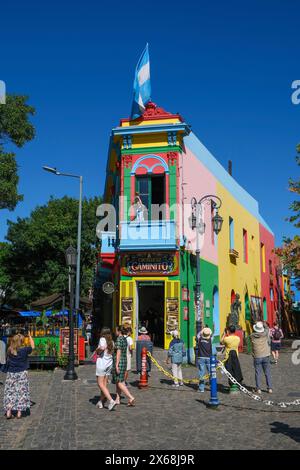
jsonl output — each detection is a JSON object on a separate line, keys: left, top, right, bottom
{"left": 124, "top": 327, "right": 134, "bottom": 385}
{"left": 221, "top": 325, "right": 243, "bottom": 388}
{"left": 270, "top": 322, "right": 284, "bottom": 364}
{"left": 166, "top": 330, "right": 186, "bottom": 387}
{"left": 197, "top": 327, "right": 213, "bottom": 393}
{"left": 95, "top": 327, "right": 116, "bottom": 411}
{"left": 3, "top": 333, "right": 34, "bottom": 419}
{"left": 137, "top": 326, "right": 151, "bottom": 341}
{"left": 221, "top": 325, "right": 240, "bottom": 361}
{"left": 250, "top": 321, "right": 273, "bottom": 394}
{"left": 85, "top": 320, "right": 92, "bottom": 346}
{"left": 112, "top": 325, "right": 135, "bottom": 406}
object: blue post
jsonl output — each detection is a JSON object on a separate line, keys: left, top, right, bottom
{"left": 208, "top": 355, "right": 219, "bottom": 407}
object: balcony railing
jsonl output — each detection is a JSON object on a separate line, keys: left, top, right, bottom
{"left": 119, "top": 220, "right": 177, "bottom": 251}
{"left": 99, "top": 231, "right": 116, "bottom": 254}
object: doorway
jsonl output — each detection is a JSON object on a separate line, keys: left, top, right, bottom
{"left": 137, "top": 281, "right": 164, "bottom": 347}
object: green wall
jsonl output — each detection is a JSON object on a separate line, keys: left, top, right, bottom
{"left": 180, "top": 251, "right": 219, "bottom": 352}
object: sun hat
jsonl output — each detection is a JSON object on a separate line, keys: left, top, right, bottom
{"left": 253, "top": 321, "right": 264, "bottom": 333}
{"left": 138, "top": 326, "right": 148, "bottom": 334}
{"left": 201, "top": 327, "right": 212, "bottom": 338}
{"left": 171, "top": 330, "right": 179, "bottom": 338}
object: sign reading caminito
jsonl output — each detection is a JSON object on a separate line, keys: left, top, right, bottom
{"left": 121, "top": 252, "right": 179, "bottom": 276}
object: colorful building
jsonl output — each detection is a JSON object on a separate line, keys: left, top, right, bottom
{"left": 96, "top": 101, "right": 282, "bottom": 360}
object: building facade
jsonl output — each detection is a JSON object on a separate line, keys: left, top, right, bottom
{"left": 96, "top": 102, "right": 283, "bottom": 359}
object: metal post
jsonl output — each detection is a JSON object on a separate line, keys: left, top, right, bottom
{"left": 195, "top": 204, "right": 202, "bottom": 364}
{"left": 64, "top": 267, "right": 78, "bottom": 380}
{"left": 208, "top": 355, "right": 219, "bottom": 407}
{"left": 75, "top": 175, "right": 83, "bottom": 326}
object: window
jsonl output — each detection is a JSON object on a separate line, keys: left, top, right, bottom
{"left": 136, "top": 175, "right": 165, "bottom": 220}
{"left": 243, "top": 229, "right": 248, "bottom": 263}
{"left": 229, "top": 217, "right": 234, "bottom": 250}
{"left": 269, "top": 259, "right": 273, "bottom": 274}
{"left": 270, "top": 288, "right": 274, "bottom": 301}
{"left": 261, "top": 243, "right": 266, "bottom": 272}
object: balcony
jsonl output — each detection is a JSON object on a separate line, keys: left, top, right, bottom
{"left": 229, "top": 248, "right": 239, "bottom": 258}
{"left": 119, "top": 220, "right": 177, "bottom": 251}
{"left": 99, "top": 231, "right": 116, "bottom": 254}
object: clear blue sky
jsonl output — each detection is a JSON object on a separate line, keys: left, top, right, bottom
{"left": 1, "top": 0, "right": 299, "bottom": 249}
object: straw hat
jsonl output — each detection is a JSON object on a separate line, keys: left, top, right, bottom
{"left": 201, "top": 327, "right": 212, "bottom": 338}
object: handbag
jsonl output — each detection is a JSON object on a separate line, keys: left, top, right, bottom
{"left": 0, "top": 360, "right": 9, "bottom": 373}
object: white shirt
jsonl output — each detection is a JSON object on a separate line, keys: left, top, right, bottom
{"left": 97, "top": 337, "right": 113, "bottom": 369}
{"left": 126, "top": 335, "right": 134, "bottom": 352}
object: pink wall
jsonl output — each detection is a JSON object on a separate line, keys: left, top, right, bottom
{"left": 180, "top": 147, "right": 218, "bottom": 265}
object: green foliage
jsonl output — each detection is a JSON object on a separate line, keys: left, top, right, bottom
{"left": 0, "top": 195, "right": 102, "bottom": 308}
{"left": 57, "top": 354, "right": 68, "bottom": 368}
{"left": 276, "top": 144, "right": 300, "bottom": 289}
{"left": 0, "top": 95, "right": 35, "bottom": 210}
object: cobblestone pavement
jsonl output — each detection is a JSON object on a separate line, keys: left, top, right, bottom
{"left": 0, "top": 347, "right": 299, "bottom": 450}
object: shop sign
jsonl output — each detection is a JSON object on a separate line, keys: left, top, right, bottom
{"left": 122, "top": 252, "right": 179, "bottom": 276}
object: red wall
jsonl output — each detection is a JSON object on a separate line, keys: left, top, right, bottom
{"left": 259, "top": 224, "right": 283, "bottom": 325}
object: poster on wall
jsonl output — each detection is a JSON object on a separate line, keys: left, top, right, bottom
{"left": 194, "top": 292, "right": 204, "bottom": 323}
{"left": 166, "top": 298, "right": 179, "bottom": 334}
{"left": 60, "top": 328, "right": 79, "bottom": 362}
{"left": 250, "top": 296, "right": 262, "bottom": 322}
{"left": 121, "top": 297, "right": 133, "bottom": 327}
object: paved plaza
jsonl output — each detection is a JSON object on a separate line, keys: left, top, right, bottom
{"left": 0, "top": 346, "right": 299, "bottom": 450}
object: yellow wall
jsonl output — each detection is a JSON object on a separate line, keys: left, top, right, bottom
{"left": 216, "top": 182, "right": 262, "bottom": 333}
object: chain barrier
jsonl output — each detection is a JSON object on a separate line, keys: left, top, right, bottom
{"left": 147, "top": 352, "right": 300, "bottom": 408}
{"left": 147, "top": 351, "right": 224, "bottom": 384}
{"left": 218, "top": 362, "right": 300, "bottom": 408}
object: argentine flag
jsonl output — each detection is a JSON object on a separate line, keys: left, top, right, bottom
{"left": 131, "top": 44, "right": 151, "bottom": 119}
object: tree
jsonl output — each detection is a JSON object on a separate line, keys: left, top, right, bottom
{"left": 0, "top": 95, "right": 35, "bottom": 210}
{"left": 0, "top": 195, "right": 102, "bottom": 308}
{"left": 275, "top": 145, "right": 300, "bottom": 289}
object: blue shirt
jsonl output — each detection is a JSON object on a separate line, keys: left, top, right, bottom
{"left": 7, "top": 347, "right": 32, "bottom": 373}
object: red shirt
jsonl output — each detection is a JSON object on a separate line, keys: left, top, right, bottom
{"left": 137, "top": 334, "right": 151, "bottom": 341}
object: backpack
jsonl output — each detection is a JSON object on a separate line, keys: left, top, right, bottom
{"left": 272, "top": 328, "right": 282, "bottom": 341}
{"left": 169, "top": 341, "right": 186, "bottom": 364}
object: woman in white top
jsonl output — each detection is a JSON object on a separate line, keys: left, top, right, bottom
{"left": 125, "top": 327, "right": 134, "bottom": 384}
{"left": 95, "top": 327, "right": 115, "bottom": 411}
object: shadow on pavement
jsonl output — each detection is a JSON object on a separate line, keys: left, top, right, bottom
{"left": 270, "top": 422, "right": 300, "bottom": 443}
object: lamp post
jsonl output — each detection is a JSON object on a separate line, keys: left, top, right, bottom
{"left": 188, "top": 195, "right": 223, "bottom": 356}
{"left": 42, "top": 166, "right": 83, "bottom": 325}
{"left": 64, "top": 246, "right": 78, "bottom": 380}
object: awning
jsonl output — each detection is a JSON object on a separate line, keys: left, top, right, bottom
{"left": 31, "top": 292, "right": 92, "bottom": 310}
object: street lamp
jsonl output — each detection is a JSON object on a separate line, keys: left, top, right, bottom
{"left": 64, "top": 246, "right": 78, "bottom": 380}
{"left": 189, "top": 195, "right": 223, "bottom": 350}
{"left": 43, "top": 165, "right": 83, "bottom": 324}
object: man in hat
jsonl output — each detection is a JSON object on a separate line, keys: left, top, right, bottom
{"left": 197, "top": 327, "right": 213, "bottom": 392}
{"left": 137, "top": 326, "right": 151, "bottom": 342}
{"left": 250, "top": 321, "right": 273, "bottom": 394}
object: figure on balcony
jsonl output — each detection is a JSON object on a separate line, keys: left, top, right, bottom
{"left": 133, "top": 193, "right": 147, "bottom": 222}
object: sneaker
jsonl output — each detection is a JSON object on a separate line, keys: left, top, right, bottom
{"left": 172, "top": 383, "right": 179, "bottom": 387}
{"left": 268, "top": 388, "right": 273, "bottom": 394}
{"left": 255, "top": 389, "right": 262, "bottom": 394}
{"left": 179, "top": 382, "right": 184, "bottom": 386}
{"left": 96, "top": 401, "right": 103, "bottom": 409}
{"left": 108, "top": 400, "right": 116, "bottom": 411}
{"left": 198, "top": 389, "right": 205, "bottom": 393}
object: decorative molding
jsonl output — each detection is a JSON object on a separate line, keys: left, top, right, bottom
{"left": 167, "top": 152, "right": 178, "bottom": 165}
{"left": 121, "top": 145, "right": 183, "bottom": 155}
{"left": 123, "top": 155, "right": 133, "bottom": 168}
{"left": 123, "top": 134, "right": 132, "bottom": 149}
{"left": 131, "top": 154, "right": 169, "bottom": 175}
